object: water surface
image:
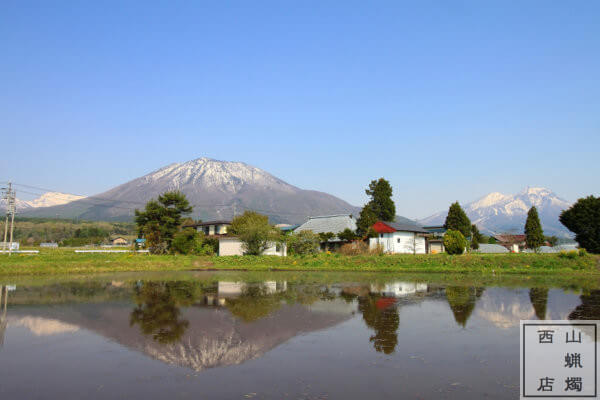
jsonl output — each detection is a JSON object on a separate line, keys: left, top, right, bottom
{"left": 1, "top": 271, "right": 599, "bottom": 399}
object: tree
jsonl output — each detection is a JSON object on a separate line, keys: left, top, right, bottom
{"left": 471, "top": 224, "right": 482, "bottom": 250}
{"left": 337, "top": 228, "right": 357, "bottom": 242}
{"left": 318, "top": 232, "right": 335, "bottom": 243}
{"left": 135, "top": 192, "right": 193, "bottom": 254}
{"left": 356, "top": 206, "right": 377, "bottom": 236}
{"left": 230, "top": 211, "right": 277, "bottom": 255}
{"left": 545, "top": 235, "right": 559, "bottom": 247}
{"left": 488, "top": 236, "right": 497, "bottom": 244}
{"left": 443, "top": 229, "right": 467, "bottom": 255}
{"left": 356, "top": 178, "right": 396, "bottom": 235}
{"left": 524, "top": 206, "right": 545, "bottom": 251}
{"left": 560, "top": 196, "right": 600, "bottom": 253}
{"left": 287, "top": 230, "right": 320, "bottom": 255}
{"left": 444, "top": 202, "right": 471, "bottom": 237}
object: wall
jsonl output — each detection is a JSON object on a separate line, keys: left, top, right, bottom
{"left": 369, "top": 232, "right": 426, "bottom": 254}
{"left": 218, "top": 238, "right": 286, "bottom": 256}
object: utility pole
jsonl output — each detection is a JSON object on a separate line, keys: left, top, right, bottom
{"left": 2, "top": 183, "right": 16, "bottom": 255}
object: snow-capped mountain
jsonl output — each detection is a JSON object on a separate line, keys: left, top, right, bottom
{"left": 22, "top": 158, "right": 361, "bottom": 224}
{"left": 1, "top": 192, "right": 86, "bottom": 212}
{"left": 419, "top": 187, "right": 572, "bottom": 237}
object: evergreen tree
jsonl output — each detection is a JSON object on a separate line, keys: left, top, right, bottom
{"left": 524, "top": 206, "right": 545, "bottom": 251}
{"left": 356, "top": 178, "right": 396, "bottom": 235}
{"left": 560, "top": 196, "right": 600, "bottom": 253}
{"left": 356, "top": 206, "right": 377, "bottom": 236}
{"left": 135, "top": 191, "right": 193, "bottom": 253}
{"left": 444, "top": 202, "right": 471, "bottom": 237}
{"left": 470, "top": 224, "right": 481, "bottom": 250}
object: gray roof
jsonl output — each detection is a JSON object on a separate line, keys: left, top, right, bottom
{"left": 294, "top": 214, "right": 357, "bottom": 235}
{"left": 384, "top": 222, "right": 430, "bottom": 234}
{"left": 476, "top": 244, "right": 509, "bottom": 253}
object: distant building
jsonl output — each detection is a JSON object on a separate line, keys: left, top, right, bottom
{"left": 476, "top": 243, "right": 510, "bottom": 254}
{"left": 294, "top": 214, "right": 357, "bottom": 250}
{"left": 187, "top": 220, "right": 231, "bottom": 236}
{"left": 110, "top": 237, "right": 129, "bottom": 246}
{"left": 493, "top": 234, "right": 526, "bottom": 252}
{"left": 369, "top": 221, "right": 430, "bottom": 254}
{"left": 217, "top": 236, "right": 286, "bottom": 256}
{"left": 39, "top": 242, "right": 59, "bottom": 248}
{"left": 422, "top": 225, "right": 446, "bottom": 254}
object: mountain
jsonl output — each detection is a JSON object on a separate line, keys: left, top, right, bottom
{"left": 1, "top": 192, "right": 86, "bottom": 212}
{"left": 419, "top": 187, "right": 572, "bottom": 237}
{"left": 21, "top": 158, "right": 362, "bottom": 224}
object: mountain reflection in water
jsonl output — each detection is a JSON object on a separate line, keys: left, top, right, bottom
{"left": 0, "top": 274, "right": 598, "bottom": 399}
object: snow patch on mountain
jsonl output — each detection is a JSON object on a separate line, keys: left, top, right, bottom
{"left": 419, "top": 187, "right": 573, "bottom": 237}
{"left": 1, "top": 192, "right": 86, "bottom": 211}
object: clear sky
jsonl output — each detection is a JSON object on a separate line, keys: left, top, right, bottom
{"left": 1, "top": 1, "right": 598, "bottom": 219}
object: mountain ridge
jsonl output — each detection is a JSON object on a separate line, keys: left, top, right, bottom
{"left": 21, "top": 158, "right": 364, "bottom": 224}
{"left": 419, "top": 187, "right": 572, "bottom": 237}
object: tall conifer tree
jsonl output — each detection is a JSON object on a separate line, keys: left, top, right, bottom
{"left": 444, "top": 202, "right": 471, "bottom": 237}
{"left": 524, "top": 206, "right": 545, "bottom": 251}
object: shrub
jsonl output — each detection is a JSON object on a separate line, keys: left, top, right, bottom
{"left": 443, "top": 230, "right": 467, "bottom": 255}
{"left": 579, "top": 248, "right": 588, "bottom": 257}
{"left": 287, "top": 230, "right": 320, "bottom": 255}
{"left": 339, "top": 241, "right": 369, "bottom": 255}
{"left": 171, "top": 228, "right": 201, "bottom": 255}
{"left": 559, "top": 250, "right": 578, "bottom": 259}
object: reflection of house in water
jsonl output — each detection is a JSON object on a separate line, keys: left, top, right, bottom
{"left": 370, "top": 282, "right": 428, "bottom": 298}
{"left": 205, "top": 281, "right": 288, "bottom": 306}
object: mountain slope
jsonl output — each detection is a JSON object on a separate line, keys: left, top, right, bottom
{"left": 22, "top": 158, "right": 362, "bottom": 224}
{"left": 419, "top": 187, "right": 572, "bottom": 237}
{"left": 1, "top": 192, "right": 86, "bottom": 212}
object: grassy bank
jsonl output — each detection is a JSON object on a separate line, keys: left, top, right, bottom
{"left": 0, "top": 249, "right": 598, "bottom": 276}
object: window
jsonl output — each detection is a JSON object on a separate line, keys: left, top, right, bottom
{"left": 380, "top": 234, "right": 383, "bottom": 238}
{"left": 276, "top": 244, "right": 281, "bottom": 252}
{"left": 397, "top": 238, "right": 401, "bottom": 243}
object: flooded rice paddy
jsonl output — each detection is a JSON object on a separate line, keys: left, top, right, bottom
{"left": 0, "top": 271, "right": 599, "bottom": 399}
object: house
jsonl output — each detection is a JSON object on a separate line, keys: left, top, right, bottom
{"left": 476, "top": 243, "right": 509, "bottom": 254}
{"left": 275, "top": 224, "right": 299, "bottom": 234}
{"left": 218, "top": 236, "right": 287, "bottom": 256}
{"left": 493, "top": 234, "right": 526, "bottom": 252}
{"left": 369, "top": 221, "right": 430, "bottom": 254}
{"left": 422, "top": 225, "right": 446, "bottom": 254}
{"left": 294, "top": 214, "right": 357, "bottom": 250}
{"left": 188, "top": 220, "right": 231, "bottom": 236}
{"left": 110, "top": 237, "right": 128, "bottom": 246}
{"left": 39, "top": 242, "right": 59, "bottom": 248}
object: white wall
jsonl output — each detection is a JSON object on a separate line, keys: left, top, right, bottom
{"left": 218, "top": 238, "right": 286, "bottom": 256}
{"left": 369, "top": 232, "right": 426, "bottom": 254}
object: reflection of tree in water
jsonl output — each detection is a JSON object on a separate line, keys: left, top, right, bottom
{"left": 569, "top": 290, "right": 600, "bottom": 320}
{"left": 358, "top": 295, "right": 399, "bottom": 354}
{"left": 226, "top": 284, "right": 330, "bottom": 322}
{"left": 529, "top": 288, "right": 549, "bottom": 320}
{"left": 226, "top": 285, "right": 283, "bottom": 322}
{"left": 130, "top": 281, "right": 195, "bottom": 344}
{"left": 445, "top": 287, "right": 484, "bottom": 327}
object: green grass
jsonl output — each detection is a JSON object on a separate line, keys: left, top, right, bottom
{"left": 0, "top": 248, "right": 598, "bottom": 276}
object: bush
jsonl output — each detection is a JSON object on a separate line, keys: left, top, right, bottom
{"left": 443, "top": 230, "right": 467, "bottom": 255}
{"left": 287, "top": 230, "right": 320, "bottom": 255}
{"left": 559, "top": 250, "right": 578, "bottom": 259}
{"left": 339, "top": 241, "right": 369, "bottom": 255}
{"left": 171, "top": 228, "right": 200, "bottom": 255}
{"left": 579, "top": 248, "right": 588, "bottom": 257}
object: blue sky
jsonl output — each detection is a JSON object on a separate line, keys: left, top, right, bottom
{"left": 1, "top": 1, "right": 598, "bottom": 219}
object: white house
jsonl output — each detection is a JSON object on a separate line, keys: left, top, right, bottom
{"left": 369, "top": 221, "right": 430, "bottom": 254}
{"left": 218, "top": 236, "right": 287, "bottom": 256}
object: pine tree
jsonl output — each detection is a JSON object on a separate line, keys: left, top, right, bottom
{"left": 356, "top": 178, "right": 396, "bottom": 235}
{"left": 524, "top": 206, "right": 545, "bottom": 251}
{"left": 444, "top": 202, "right": 471, "bottom": 237}
{"left": 470, "top": 224, "right": 481, "bottom": 250}
{"left": 365, "top": 178, "right": 396, "bottom": 222}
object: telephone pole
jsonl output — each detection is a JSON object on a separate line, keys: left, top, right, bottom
{"left": 2, "top": 183, "right": 16, "bottom": 255}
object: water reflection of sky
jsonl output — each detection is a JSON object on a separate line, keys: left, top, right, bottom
{"left": 0, "top": 276, "right": 597, "bottom": 399}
